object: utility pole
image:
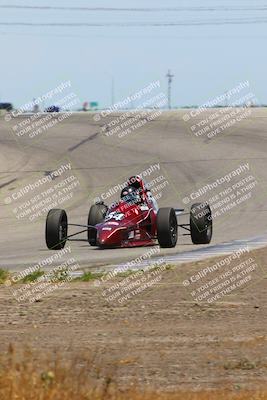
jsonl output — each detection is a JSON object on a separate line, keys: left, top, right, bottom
{"left": 166, "top": 70, "right": 174, "bottom": 109}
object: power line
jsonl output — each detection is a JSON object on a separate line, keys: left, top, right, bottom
{"left": 1, "top": 31, "right": 267, "bottom": 39}
{"left": 1, "top": 18, "right": 267, "bottom": 27}
{"left": 1, "top": 5, "right": 267, "bottom": 12}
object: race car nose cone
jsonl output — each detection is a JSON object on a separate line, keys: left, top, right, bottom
{"left": 98, "top": 228, "right": 114, "bottom": 245}
{"left": 97, "top": 226, "right": 122, "bottom": 247}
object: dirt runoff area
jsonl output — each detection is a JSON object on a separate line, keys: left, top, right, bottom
{"left": 0, "top": 245, "right": 267, "bottom": 392}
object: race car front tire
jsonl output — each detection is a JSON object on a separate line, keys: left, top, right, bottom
{"left": 87, "top": 203, "right": 108, "bottom": 246}
{"left": 157, "top": 207, "right": 178, "bottom": 248}
{"left": 45, "top": 209, "right": 68, "bottom": 250}
{"left": 190, "top": 203, "right": 212, "bottom": 244}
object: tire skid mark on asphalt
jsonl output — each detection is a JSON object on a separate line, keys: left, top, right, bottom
{"left": 68, "top": 132, "right": 100, "bottom": 152}
{"left": 0, "top": 178, "right": 17, "bottom": 189}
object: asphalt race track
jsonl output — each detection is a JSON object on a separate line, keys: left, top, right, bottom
{"left": 1, "top": 109, "right": 267, "bottom": 272}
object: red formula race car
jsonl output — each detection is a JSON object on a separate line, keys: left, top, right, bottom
{"left": 45, "top": 176, "right": 213, "bottom": 250}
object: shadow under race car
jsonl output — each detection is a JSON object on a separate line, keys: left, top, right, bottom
{"left": 45, "top": 176, "right": 212, "bottom": 250}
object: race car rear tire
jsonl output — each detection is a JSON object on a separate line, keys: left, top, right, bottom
{"left": 157, "top": 207, "right": 178, "bottom": 248}
{"left": 190, "top": 203, "right": 212, "bottom": 244}
{"left": 46, "top": 209, "right": 68, "bottom": 250}
{"left": 88, "top": 203, "right": 108, "bottom": 246}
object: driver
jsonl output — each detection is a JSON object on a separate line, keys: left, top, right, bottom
{"left": 120, "top": 186, "right": 141, "bottom": 205}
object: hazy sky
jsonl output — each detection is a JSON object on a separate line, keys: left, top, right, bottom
{"left": 0, "top": 0, "right": 266, "bottom": 109}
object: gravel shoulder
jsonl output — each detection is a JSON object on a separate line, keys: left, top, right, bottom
{"left": 0, "top": 246, "right": 267, "bottom": 391}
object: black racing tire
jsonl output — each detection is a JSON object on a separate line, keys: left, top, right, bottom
{"left": 87, "top": 203, "right": 108, "bottom": 246}
{"left": 190, "top": 203, "right": 212, "bottom": 244}
{"left": 157, "top": 207, "right": 178, "bottom": 248}
{"left": 46, "top": 209, "right": 68, "bottom": 250}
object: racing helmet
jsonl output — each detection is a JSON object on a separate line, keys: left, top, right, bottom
{"left": 121, "top": 186, "right": 141, "bottom": 204}
{"left": 128, "top": 175, "right": 143, "bottom": 190}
